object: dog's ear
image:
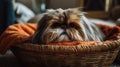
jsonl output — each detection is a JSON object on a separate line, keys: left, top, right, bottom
{"left": 37, "top": 14, "right": 52, "bottom": 31}
{"left": 32, "top": 14, "right": 52, "bottom": 44}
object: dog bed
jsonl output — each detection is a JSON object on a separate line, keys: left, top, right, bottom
{"left": 0, "top": 23, "right": 120, "bottom": 67}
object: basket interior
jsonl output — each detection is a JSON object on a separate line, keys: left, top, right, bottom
{"left": 12, "top": 24, "right": 120, "bottom": 53}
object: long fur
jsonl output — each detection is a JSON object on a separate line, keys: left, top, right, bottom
{"left": 32, "top": 8, "right": 105, "bottom": 44}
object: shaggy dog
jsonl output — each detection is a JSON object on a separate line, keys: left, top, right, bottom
{"left": 32, "top": 8, "right": 105, "bottom": 44}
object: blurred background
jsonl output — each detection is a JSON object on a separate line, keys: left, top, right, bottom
{"left": 1, "top": 0, "right": 120, "bottom": 35}
{"left": 0, "top": 0, "right": 120, "bottom": 67}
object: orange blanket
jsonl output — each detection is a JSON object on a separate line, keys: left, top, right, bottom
{"left": 0, "top": 23, "right": 37, "bottom": 54}
{"left": 0, "top": 23, "right": 120, "bottom": 54}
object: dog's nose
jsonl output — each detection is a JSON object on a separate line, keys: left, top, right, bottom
{"left": 62, "top": 31, "right": 67, "bottom": 34}
{"left": 61, "top": 25, "right": 67, "bottom": 29}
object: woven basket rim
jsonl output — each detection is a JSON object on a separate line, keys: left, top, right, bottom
{"left": 12, "top": 39, "right": 120, "bottom": 53}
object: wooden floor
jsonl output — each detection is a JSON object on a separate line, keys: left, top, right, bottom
{"left": 0, "top": 50, "right": 120, "bottom": 67}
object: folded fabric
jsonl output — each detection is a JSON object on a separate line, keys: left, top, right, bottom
{"left": 97, "top": 24, "right": 120, "bottom": 40}
{"left": 0, "top": 23, "right": 120, "bottom": 54}
{"left": 0, "top": 23, "right": 37, "bottom": 54}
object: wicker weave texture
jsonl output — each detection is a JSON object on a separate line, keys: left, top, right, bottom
{"left": 11, "top": 39, "right": 120, "bottom": 67}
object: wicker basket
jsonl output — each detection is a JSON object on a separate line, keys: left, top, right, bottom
{"left": 11, "top": 39, "right": 120, "bottom": 67}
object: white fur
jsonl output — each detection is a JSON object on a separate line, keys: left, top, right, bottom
{"left": 80, "top": 15, "right": 105, "bottom": 41}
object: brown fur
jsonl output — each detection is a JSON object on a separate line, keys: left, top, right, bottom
{"left": 32, "top": 8, "right": 104, "bottom": 44}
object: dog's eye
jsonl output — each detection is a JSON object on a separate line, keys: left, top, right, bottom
{"left": 51, "top": 22, "right": 61, "bottom": 28}
{"left": 69, "top": 23, "right": 76, "bottom": 27}
{"left": 69, "top": 23, "right": 80, "bottom": 29}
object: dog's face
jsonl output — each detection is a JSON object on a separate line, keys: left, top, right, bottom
{"left": 32, "top": 8, "right": 104, "bottom": 44}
